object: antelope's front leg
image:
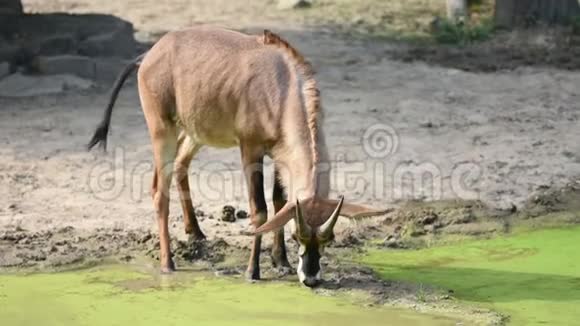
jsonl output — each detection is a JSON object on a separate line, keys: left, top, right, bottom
{"left": 271, "top": 168, "right": 292, "bottom": 272}
{"left": 240, "top": 144, "right": 267, "bottom": 281}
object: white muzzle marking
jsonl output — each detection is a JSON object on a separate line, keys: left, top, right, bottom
{"left": 297, "top": 255, "right": 322, "bottom": 284}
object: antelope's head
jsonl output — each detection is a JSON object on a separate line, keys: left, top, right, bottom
{"left": 254, "top": 196, "right": 390, "bottom": 287}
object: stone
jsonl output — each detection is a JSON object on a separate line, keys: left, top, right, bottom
{"left": 36, "top": 34, "right": 77, "bottom": 56}
{"left": 0, "top": 44, "right": 22, "bottom": 64}
{"left": 32, "top": 55, "right": 96, "bottom": 79}
{"left": 424, "top": 224, "right": 436, "bottom": 233}
{"left": 0, "top": 73, "right": 93, "bottom": 97}
{"left": 78, "top": 25, "right": 136, "bottom": 58}
{"left": 0, "top": 0, "right": 23, "bottom": 14}
{"left": 0, "top": 61, "right": 9, "bottom": 79}
{"left": 420, "top": 212, "right": 438, "bottom": 225}
{"left": 277, "top": 0, "right": 312, "bottom": 10}
{"left": 382, "top": 237, "right": 405, "bottom": 249}
{"left": 94, "top": 58, "right": 130, "bottom": 82}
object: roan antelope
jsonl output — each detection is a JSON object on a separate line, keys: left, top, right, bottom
{"left": 88, "top": 26, "right": 388, "bottom": 287}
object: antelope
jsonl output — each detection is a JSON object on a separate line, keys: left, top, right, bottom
{"left": 88, "top": 26, "right": 388, "bottom": 287}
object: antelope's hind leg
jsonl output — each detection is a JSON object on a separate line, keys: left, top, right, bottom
{"left": 140, "top": 82, "right": 178, "bottom": 273}
{"left": 175, "top": 131, "right": 205, "bottom": 241}
{"left": 240, "top": 143, "right": 268, "bottom": 281}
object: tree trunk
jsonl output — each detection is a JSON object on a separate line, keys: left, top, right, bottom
{"left": 447, "top": 0, "right": 469, "bottom": 22}
{"left": 495, "top": 0, "right": 580, "bottom": 28}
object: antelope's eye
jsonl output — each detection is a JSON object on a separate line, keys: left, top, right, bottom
{"left": 291, "top": 233, "right": 298, "bottom": 242}
{"left": 298, "top": 245, "right": 306, "bottom": 256}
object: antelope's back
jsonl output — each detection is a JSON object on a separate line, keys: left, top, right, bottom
{"left": 138, "top": 26, "right": 298, "bottom": 148}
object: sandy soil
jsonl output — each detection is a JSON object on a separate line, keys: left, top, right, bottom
{"left": 2, "top": 26, "right": 580, "bottom": 230}
{"left": 1, "top": 0, "right": 580, "bottom": 253}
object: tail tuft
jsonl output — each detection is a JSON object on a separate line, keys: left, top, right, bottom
{"left": 87, "top": 123, "right": 109, "bottom": 151}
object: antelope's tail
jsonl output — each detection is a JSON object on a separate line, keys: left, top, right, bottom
{"left": 87, "top": 53, "right": 146, "bottom": 151}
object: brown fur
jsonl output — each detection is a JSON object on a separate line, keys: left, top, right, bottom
{"left": 88, "top": 25, "right": 386, "bottom": 279}
{"left": 260, "top": 30, "right": 323, "bottom": 190}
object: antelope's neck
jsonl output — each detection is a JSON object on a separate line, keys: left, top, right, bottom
{"left": 273, "top": 121, "right": 330, "bottom": 202}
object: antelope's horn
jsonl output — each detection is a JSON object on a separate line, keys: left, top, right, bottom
{"left": 295, "top": 199, "right": 311, "bottom": 238}
{"left": 320, "top": 195, "right": 344, "bottom": 240}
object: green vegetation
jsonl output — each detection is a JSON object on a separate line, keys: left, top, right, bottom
{"left": 361, "top": 226, "right": 580, "bottom": 326}
{"left": 0, "top": 265, "right": 457, "bottom": 326}
{"left": 277, "top": 0, "right": 496, "bottom": 42}
{"left": 571, "top": 16, "right": 580, "bottom": 34}
{"left": 432, "top": 18, "right": 495, "bottom": 45}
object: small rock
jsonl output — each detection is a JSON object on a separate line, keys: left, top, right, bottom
{"left": 345, "top": 58, "right": 360, "bottom": 65}
{"left": 139, "top": 233, "right": 153, "bottom": 244}
{"left": 420, "top": 212, "right": 438, "bottom": 225}
{"left": 221, "top": 205, "right": 236, "bottom": 222}
{"left": 214, "top": 268, "right": 241, "bottom": 276}
{"left": 0, "top": 0, "right": 23, "bottom": 14}
{"left": 32, "top": 55, "right": 96, "bottom": 79}
{"left": 343, "top": 74, "right": 356, "bottom": 81}
{"left": 420, "top": 121, "right": 435, "bottom": 128}
{"left": 36, "top": 34, "right": 77, "bottom": 56}
{"left": 424, "top": 224, "right": 436, "bottom": 233}
{"left": 277, "top": 0, "right": 312, "bottom": 10}
{"left": 450, "top": 211, "right": 475, "bottom": 224}
{"left": 0, "top": 73, "right": 93, "bottom": 97}
{"left": 0, "top": 44, "right": 21, "bottom": 64}
{"left": 351, "top": 16, "right": 364, "bottom": 25}
{"left": 235, "top": 210, "right": 248, "bottom": 219}
{"left": 78, "top": 27, "right": 136, "bottom": 58}
{"left": 94, "top": 58, "right": 130, "bottom": 83}
{"left": 382, "top": 236, "right": 404, "bottom": 249}
{"left": 0, "top": 62, "right": 10, "bottom": 79}
{"left": 17, "top": 237, "right": 31, "bottom": 245}
{"left": 562, "top": 151, "right": 575, "bottom": 159}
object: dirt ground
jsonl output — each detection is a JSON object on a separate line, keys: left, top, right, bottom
{"left": 1, "top": 1, "right": 580, "bottom": 324}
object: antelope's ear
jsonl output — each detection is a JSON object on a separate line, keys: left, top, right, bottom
{"left": 252, "top": 202, "right": 295, "bottom": 235}
{"left": 320, "top": 199, "right": 393, "bottom": 219}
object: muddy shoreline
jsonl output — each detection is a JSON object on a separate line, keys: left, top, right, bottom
{"left": 4, "top": 183, "right": 579, "bottom": 325}
{"left": 0, "top": 222, "right": 505, "bottom": 325}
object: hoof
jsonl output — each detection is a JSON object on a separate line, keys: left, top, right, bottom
{"left": 271, "top": 253, "right": 292, "bottom": 271}
{"left": 160, "top": 259, "right": 176, "bottom": 274}
{"left": 187, "top": 232, "right": 206, "bottom": 242}
{"left": 245, "top": 268, "right": 260, "bottom": 281}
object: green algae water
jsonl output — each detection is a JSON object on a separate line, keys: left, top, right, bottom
{"left": 361, "top": 226, "right": 580, "bottom": 326}
{"left": 0, "top": 265, "right": 457, "bottom": 326}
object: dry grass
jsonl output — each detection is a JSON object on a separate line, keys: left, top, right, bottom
{"left": 23, "top": 0, "right": 495, "bottom": 41}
